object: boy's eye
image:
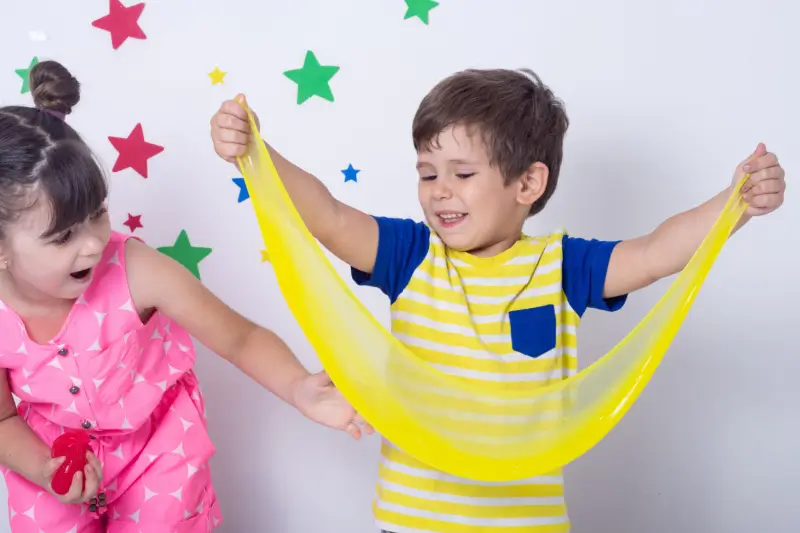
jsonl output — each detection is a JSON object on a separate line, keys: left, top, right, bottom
{"left": 456, "top": 172, "right": 475, "bottom": 179}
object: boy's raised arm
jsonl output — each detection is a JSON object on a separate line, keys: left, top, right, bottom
{"left": 210, "top": 96, "right": 380, "bottom": 274}
{"left": 603, "top": 143, "right": 785, "bottom": 299}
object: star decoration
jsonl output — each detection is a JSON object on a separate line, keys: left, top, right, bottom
{"left": 208, "top": 67, "right": 226, "bottom": 85}
{"left": 260, "top": 249, "right": 270, "bottom": 263}
{"left": 283, "top": 51, "right": 340, "bottom": 104}
{"left": 232, "top": 178, "right": 249, "bottom": 202}
{"left": 157, "top": 230, "right": 212, "bottom": 280}
{"left": 15, "top": 57, "right": 39, "bottom": 94}
{"left": 92, "top": 0, "right": 146, "bottom": 50}
{"left": 404, "top": 0, "right": 439, "bottom": 24}
{"left": 108, "top": 124, "right": 164, "bottom": 178}
{"left": 123, "top": 214, "right": 143, "bottom": 233}
{"left": 342, "top": 164, "right": 360, "bottom": 183}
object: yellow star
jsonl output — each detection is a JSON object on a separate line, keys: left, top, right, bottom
{"left": 260, "top": 249, "right": 270, "bottom": 263}
{"left": 208, "top": 67, "right": 226, "bottom": 85}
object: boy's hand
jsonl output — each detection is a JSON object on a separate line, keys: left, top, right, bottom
{"left": 292, "top": 370, "right": 374, "bottom": 440}
{"left": 210, "top": 94, "right": 261, "bottom": 165}
{"left": 42, "top": 451, "right": 103, "bottom": 505}
{"left": 734, "top": 143, "right": 786, "bottom": 216}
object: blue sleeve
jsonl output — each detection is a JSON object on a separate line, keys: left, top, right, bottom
{"left": 562, "top": 235, "right": 627, "bottom": 317}
{"left": 351, "top": 216, "right": 430, "bottom": 303}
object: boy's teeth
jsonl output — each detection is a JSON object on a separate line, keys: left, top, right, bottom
{"left": 440, "top": 214, "right": 464, "bottom": 220}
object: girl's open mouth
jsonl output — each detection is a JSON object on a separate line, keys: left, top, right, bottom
{"left": 70, "top": 268, "right": 92, "bottom": 280}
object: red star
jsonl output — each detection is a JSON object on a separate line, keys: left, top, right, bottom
{"left": 123, "top": 214, "right": 143, "bottom": 233}
{"left": 108, "top": 124, "right": 163, "bottom": 178}
{"left": 92, "top": 0, "right": 146, "bottom": 50}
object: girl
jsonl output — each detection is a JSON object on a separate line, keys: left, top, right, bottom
{"left": 0, "top": 60, "right": 368, "bottom": 532}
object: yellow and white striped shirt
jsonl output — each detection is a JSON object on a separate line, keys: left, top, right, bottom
{"left": 352, "top": 217, "right": 626, "bottom": 533}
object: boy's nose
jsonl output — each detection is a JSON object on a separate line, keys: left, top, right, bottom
{"left": 432, "top": 182, "right": 452, "bottom": 199}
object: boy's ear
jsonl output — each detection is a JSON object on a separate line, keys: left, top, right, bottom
{"left": 515, "top": 162, "right": 549, "bottom": 207}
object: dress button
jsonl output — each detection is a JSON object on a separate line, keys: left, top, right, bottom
{"left": 81, "top": 420, "right": 92, "bottom": 429}
{"left": 69, "top": 385, "right": 80, "bottom": 395}
{"left": 57, "top": 347, "right": 68, "bottom": 356}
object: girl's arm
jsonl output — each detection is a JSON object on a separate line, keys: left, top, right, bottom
{"left": 0, "top": 369, "right": 103, "bottom": 502}
{"left": 125, "top": 238, "right": 368, "bottom": 438}
{"left": 0, "top": 370, "right": 51, "bottom": 486}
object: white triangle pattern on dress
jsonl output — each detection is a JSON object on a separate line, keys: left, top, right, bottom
{"left": 3, "top": 234, "right": 211, "bottom": 529}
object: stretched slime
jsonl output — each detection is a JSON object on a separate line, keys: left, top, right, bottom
{"left": 235, "top": 101, "right": 749, "bottom": 481}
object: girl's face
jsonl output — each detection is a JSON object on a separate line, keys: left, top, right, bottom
{"left": 0, "top": 190, "right": 111, "bottom": 303}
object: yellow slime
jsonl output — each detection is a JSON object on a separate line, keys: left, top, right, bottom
{"left": 236, "top": 104, "right": 748, "bottom": 482}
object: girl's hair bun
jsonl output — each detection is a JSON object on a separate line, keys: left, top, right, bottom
{"left": 30, "top": 60, "right": 80, "bottom": 116}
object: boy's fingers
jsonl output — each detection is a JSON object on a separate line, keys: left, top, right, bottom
{"left": 216, "top": 128, "right": 249, "bottom": 146}
{"left": 744, "top": 153, "right": 779, "bottom": 174}
{"left": 233, "top": 94, "right": 260, "bottom": 130}
{"left": 214, "top": 112, "right": 250, "bottom": 134}
{"left": 220, "top": 99, "right": 249, "bottom": 122}
{"left": 749, "top": 192, "right": 783, "bottom": 210}
{"left": 234, "top": 93, "right": 246, "bottom": 105}
{"left": 742, "top": 143, "right": 769, "bottom": 171}
{"left": 742, "top": 165, "right": 784, "bottom": 194}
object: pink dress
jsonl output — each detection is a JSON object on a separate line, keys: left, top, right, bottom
{"left": 0, "top": 232, "right": 222, "bottom": 532}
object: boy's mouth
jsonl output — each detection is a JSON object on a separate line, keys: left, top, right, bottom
{"left": 436, "top": 211, "right": 467, "bottom": 228}
{"left": 70, "top": 267, "right": 92, "bottom": 281}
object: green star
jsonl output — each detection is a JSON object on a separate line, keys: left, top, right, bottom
{"left": 404, "top": 0, "right": 439, "bottom": 24}
{"left": 283, "top": 51, "right": 340, "bottom": 104}
{"left": 157, "top": 230, "right": 212, "bottom": 280}
{"left": 15, "top": 56, "right": 39, "bottom": 94}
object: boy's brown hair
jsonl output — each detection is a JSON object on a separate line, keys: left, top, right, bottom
{"left": 411, "top": 68, "right": 569, "bottom": 217}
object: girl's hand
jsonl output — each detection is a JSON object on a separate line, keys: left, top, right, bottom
{"left": 293, "top": 370, "right": 374, "bottom": 440}
{"left": 42, "top": 451, "right": 103, "bottom": 505}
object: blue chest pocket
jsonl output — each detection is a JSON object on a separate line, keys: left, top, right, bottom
{"left": 509, "top": 305, "right": 557, "bottom": 359}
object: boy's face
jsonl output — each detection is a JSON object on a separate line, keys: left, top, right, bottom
{"left": 416, "top": 125, "right": 540, "bottom": 257}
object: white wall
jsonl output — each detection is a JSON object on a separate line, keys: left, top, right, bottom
{"left": 1, "top": 0, "right": 797, "bottom": 531}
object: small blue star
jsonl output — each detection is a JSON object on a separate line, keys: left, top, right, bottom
{"left": 232, "top": 177, "right": 249, "bottom": 202}
{"left": 342, "top": 163, "right": 360, "bottom": 183}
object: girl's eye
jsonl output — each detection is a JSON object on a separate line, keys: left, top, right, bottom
{"left": 91, "top": 207, "right": 108, "bottom": 220}
{"left": 420, "top": 175, "right": 436, "bottom": 181}
{"left": 53, "top": 230, "right": 72, "bottom": 245}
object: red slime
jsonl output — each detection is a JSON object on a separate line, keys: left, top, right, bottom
{"left": 50, "top": 430, "right": 91, "bottom": 495}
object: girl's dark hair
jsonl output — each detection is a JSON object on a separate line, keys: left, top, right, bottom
{"left": 0, "top": 60, "right": 107, "bottom": 240}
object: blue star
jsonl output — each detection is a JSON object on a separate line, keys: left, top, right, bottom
{"left": 232, "top": 177, "right": 249, "bottom": 202}
{"left": 341, "top": 163, "right": 360, "bottom": 183}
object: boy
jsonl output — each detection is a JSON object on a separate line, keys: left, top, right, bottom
{"left": 209, "top": 68, "right": 786, "bottom": 532}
